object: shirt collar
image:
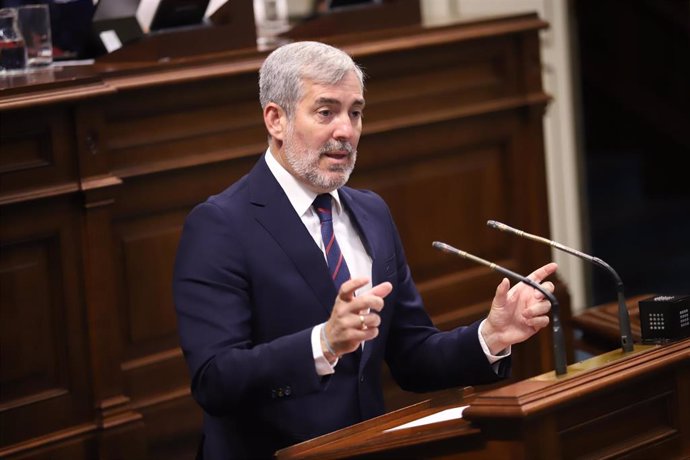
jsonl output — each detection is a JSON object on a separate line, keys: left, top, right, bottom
{"left": 264, "top": 148, "right": 343, "bottom": 217}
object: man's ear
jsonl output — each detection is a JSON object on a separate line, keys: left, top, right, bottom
{"left": 264, "top": 103, "right": 288, "bottom": 141}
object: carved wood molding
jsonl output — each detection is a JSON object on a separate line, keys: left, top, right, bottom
{"left": 464, "top": 338, "right": 690, "bottom": 419}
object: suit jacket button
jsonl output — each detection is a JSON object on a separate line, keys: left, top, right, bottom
{"left": 360, "top": 376, "right": 365, "bottom": 383}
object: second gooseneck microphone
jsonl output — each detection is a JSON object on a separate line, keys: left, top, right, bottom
{"left": 432, "top": 241, "right": 567, "bottom": 376}
{"left": 487, "top": 220, "right": 634, "bottom": 353}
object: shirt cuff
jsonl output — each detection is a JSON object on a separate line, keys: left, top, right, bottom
{"left": 478, "top": 319, "right": 511, "bottom": 366}
{"left": 312, "top": 324, "right": 337, "bottom": 376}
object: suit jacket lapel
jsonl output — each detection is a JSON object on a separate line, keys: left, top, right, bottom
{"left": 247, "top": 157, "right": 337, "bottom": 315}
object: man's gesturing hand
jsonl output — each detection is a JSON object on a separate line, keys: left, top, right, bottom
{"left": 322, "top": 278, "right": 393, "bottom": 359}
{"left": 481, "top": 262, "right": 558, "bottom": 355}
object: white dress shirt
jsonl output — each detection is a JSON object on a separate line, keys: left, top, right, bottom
{"left": 264, "top": 149, "right": 508, "bottom": 376}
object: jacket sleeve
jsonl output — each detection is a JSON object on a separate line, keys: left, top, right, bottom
{"left": 173, "top": 201, "right": 325, "bottom": 416}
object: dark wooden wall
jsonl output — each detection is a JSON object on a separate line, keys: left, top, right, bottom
{"left": 0, "top": 13, "right": 569, "bottom": 459}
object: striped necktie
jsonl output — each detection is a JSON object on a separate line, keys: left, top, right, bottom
{"left": 313, "top": 194, "right": 351, "bottom": 291}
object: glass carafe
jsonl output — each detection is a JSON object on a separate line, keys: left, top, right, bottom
{"left": 0, "top": 8, "right": 27, "bottom": 72}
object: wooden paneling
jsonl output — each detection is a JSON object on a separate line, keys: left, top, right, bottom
{"left": 102, "top": 73, "right": 265, "bottom": 178}
{"left": 0, "top": 13, "right": 563, "bottom": 458}
{"left": 117, "top": 216, "right": 181, "bottom": 344}
{"left": 558, "top": 373, "right": 677, "bottom": 458}
{"left": 0, "top": 199, "right": 92, "bottom": 449}
{"left": 1, "top": 238, "right": 67, "bottom": 404}
{"left": 0, "top": 107, "right": 79, "bottom": 203}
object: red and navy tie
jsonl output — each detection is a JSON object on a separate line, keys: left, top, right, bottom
{"left": 313, "top": 194, "right": 351, "bottom": 291}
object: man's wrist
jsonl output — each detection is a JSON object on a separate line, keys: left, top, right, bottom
{"left": 320, "top": 324, "right": 338, "bottom": 364}
{"left": 479, "top": 319, "right": 509, "bottom": 356}
{"left": 311, "top": 325, "right": 337, "bottom": 375}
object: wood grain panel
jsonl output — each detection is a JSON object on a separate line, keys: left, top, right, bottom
{"left": 122, "top": 350, "right": 189, "bottom": 401}
{"left": 0, "top": 127, "right": 52, "bottom": 173}
{"left": 102, "top": 74, "right": 265, "bottom": 178}
{"left": 0, "top": 237, "right": 66, "bottom": 404}
{"left": 0, "top": 107, "right": 77, "bottom": 199}
{"left": 359, "top": 39, "right": 518, "bottom": 127}
{"left": 138, "top": 393, "right": 201, "bottom": 460}
{"left": 112, "top": 154, "right": 260, "bottom": 219}
{"left": 558, "top": 371, "right": 677, "bottom": 458}
{"left": 113, "top": 208, "right": 192, "bottom": 407}
{"left": 5, "top": 432, "right": 98, "bottom": 460}
{"left": 117, "top": 218, "right": 181, "bottom": 344}
{"left": 0, "top": 199, "right": 92, "bottom": 449}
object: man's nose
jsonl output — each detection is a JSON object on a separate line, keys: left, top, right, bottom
{"left": 332, "top": 114, "right": 355, "bottom": 140}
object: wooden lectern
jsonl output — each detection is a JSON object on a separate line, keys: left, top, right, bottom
{"left": 276, "top": 338, "right": 690, "bottom": 459}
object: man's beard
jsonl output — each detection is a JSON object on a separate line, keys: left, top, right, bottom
{"left": 283, "top": 127, "right": 357, "bottom": 192}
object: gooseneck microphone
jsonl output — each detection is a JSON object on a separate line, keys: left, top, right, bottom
{"left": 487, "top": 220, "right": 634, "bottom": 353}
{"left": 432, "top": 241, "right": 567, "bottom": 376}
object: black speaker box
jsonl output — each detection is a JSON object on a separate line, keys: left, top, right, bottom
{"left": 639, "top": 295, "right": 690, "bottom": 344}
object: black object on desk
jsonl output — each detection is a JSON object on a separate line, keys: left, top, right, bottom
{"left": 639, "top": 295, "right": 690, "bottom": 344}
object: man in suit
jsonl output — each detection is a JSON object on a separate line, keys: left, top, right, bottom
{"left": 173, "top": 41, "right": 557, "bottom": 459}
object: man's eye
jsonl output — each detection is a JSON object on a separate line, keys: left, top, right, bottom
{"left": 318, "top": 110, "right": 332, "bottom": 117}
{"left": 351, "top": 111, "right": 363, "bottom": 119}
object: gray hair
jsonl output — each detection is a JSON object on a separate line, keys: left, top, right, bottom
{"left": 259, "top": 41, "right": 365, "bottom": 117}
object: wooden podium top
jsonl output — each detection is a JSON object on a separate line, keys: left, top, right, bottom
{"left": 276, "top": 338, "right": 690, "bottom": 459}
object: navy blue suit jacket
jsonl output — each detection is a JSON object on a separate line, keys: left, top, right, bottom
{"left": 173, "top": 155, "right": 508, "bottom": 459}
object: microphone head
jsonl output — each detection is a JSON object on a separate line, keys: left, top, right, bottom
{"left": 432, "top": 241, "right": 451, "bottom": 253}
{"left": 487, "top": 220, "right": 509, "bottom": 232}
{"left": 432, "top": 241, "right": 465, "bottom": 258}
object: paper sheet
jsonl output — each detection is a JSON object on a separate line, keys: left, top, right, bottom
{"left": 383, "top": 405, "right": 469, "bottom": 432}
